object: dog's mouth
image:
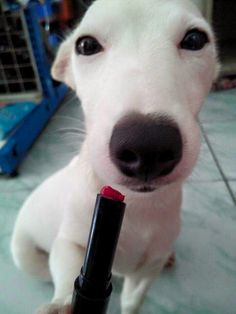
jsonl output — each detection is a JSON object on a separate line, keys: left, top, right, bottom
{"left": 122, "top": 173, "right": 180, "bottom": 193}
{"left": 129, "top": 185, "right": 157, "bottom": 193}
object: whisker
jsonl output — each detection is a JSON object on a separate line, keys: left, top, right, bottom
{"left": 53, "top": 115, "right": 85, "bottom": 124}
{"left": 46, "top": 131, "right": 86, "bottom": 139}
{"left": 47, "top": 139, "right": 82, "bottom": 148}
{"left": 56, "top": 127, "right": 86, "bottom": 134}
{"left": 58, "top": 135, "right": 85, "bottom": 142}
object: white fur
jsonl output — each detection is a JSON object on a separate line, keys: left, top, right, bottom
{"left": 11, "top": 1, "right": 218, "bottom": 313}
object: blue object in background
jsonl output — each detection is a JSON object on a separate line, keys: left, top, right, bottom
{"left": 33, "top": 0, "right": 54, "bottom": 19}
{"left": 0, "top": 1, "right": 67, "bottom": 175}
{"left": 0, "top": 103, "right": 36, "bottom": 140}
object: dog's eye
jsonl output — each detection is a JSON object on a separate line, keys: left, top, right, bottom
{"left": 180, "top": 29, "right": 209, "bottom": 51}
{"left": 75, "top": 36, "right": 103, "bottom": 56}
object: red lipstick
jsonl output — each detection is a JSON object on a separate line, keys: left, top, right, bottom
{"left": 100, "top": 186, "right": 125, "bottom": 202}
{"left": 71, "top": 186, "right": 126, "bottom": 314}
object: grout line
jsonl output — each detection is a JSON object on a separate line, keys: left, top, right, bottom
{"left": 200, "top": 123, "right": 236, "bottom": 207}
{"left": 187, "top": 179, "right": 225, "bottom": 183}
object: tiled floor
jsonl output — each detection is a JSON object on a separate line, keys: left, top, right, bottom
{"left": 0, "top": 90, "right": 235, "bottom": 314}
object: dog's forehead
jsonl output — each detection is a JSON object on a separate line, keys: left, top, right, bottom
{"left": 89, "top": 0, "right": 201, "bottom": 12}
{"left": 75, "top": 0, "right": 205, "bottom": 39}
{"left": 82, "top": 0, "right": 201, "bottom": 23}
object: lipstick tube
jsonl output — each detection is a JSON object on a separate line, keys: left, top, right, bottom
{"left": 71, "top": 186, "right": 126, "bottom": 314}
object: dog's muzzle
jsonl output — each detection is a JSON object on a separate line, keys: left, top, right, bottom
{"left": 109, "top": 113, "right": 183, "bottom": 182}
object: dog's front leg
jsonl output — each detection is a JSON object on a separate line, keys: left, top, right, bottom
{"left": 121, "top": 259, "right": 166, "bottom": 314}
{"left": 35, "top": 237, "right": 85, "bottom": 314}
{"left": 121, "top": 274, "right": 153, "bottom": 314}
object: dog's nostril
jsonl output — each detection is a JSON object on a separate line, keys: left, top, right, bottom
{"left": 118, "top": 150, "right": 138, "bottom": 164}
{"left": 158, "top": 150, "right": 176, "bottom": 163}
{"left": 159, "top": 160, "right": 177, "bottom": 177}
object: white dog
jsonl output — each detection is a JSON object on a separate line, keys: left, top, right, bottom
{"left": 11, "top": 0, "right": 219, "bottom": 313}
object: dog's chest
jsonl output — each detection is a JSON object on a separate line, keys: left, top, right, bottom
{"left": 113, "top": 194, "right": 181, "bottom": 274}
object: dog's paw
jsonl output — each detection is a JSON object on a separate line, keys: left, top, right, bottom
{"left": 34, "top": 301, "right": 71, "bottom": 314}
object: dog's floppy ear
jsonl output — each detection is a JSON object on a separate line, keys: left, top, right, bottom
{"left": 51, "top": 37, "right": 75, "bottom": 90}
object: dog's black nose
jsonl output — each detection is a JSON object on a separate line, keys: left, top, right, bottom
{"left": 109, "top": 113, "right": 183, "bottom": 181}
